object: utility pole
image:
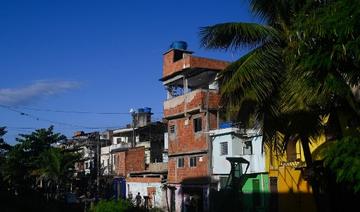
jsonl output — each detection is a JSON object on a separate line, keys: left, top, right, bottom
{"left": 130, "top": 108, "right": 136, "bottom": 148}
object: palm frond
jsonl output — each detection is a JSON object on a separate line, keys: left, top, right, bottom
{"left": 219, "top": 42, "right": 283, "bottom": 103}
{"left": 200, "top": 22, "right": 279, "bottom": 50}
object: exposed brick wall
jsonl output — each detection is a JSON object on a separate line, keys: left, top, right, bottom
{"left": 163, "top": 48, "right": 228, "bottom": 186}
{"left": 117, "top": 152, "right": 126, "bottom": 176}
{"left": 209, "top": 111, "right": 218, "bottom": 130}
{"left": 114, "top": 147, "right": 145, "bottom": 177}
{"left": 168, "top": 154, "right": 209, "bottom": 184}
{"left": 126, "top": 147, "right": 145, "bottom": 173}
{"left": 164, "top": 90, "right": 220, "bottom": 118}
{"left": 162, "top": 49, "right": 229, "bottom": 79}
{"left": 168, "top": 114, "right": 208, "bottom": 155}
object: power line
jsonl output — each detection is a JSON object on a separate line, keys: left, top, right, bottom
{"left": 3, "top": 104, "right": 163, "bottom": 115}
{"left": 0, "top": 104, "right": 123, "bottom": 130}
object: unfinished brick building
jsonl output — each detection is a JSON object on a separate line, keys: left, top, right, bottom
{"left": 161, "top": 41, "right": 229, "bottom": 212}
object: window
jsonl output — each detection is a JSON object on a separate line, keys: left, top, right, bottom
{"left": 169, "top": 125, "right": 176, "bottom": 134}
{"left": 177, "top": 157, "right": 184, "bottom": 168}
{"left": 243, "top": 140, "right": 253, "bottom": 155}
{"left": 189, "top": 156, "right": 197, "bottom": 167}
{"left": 220, "top": 142, "right": 228, "bottom": 156}
{"left": 193, "top": 117, "right": 202, "bottom": 132}
{"left": 85, "top": 162, "right": 89, "bottom": 169}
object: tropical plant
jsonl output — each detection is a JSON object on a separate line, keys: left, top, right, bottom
{"left": 200, "top": 0, "right": 323, "bottom": 168}
{"left": 323, "top": 136, "right": 360, "bottom": 193}
{"left": 90, "top": 199, "right": 133, "bottom": 212}
{"left": 2, "top": 126, "right": 79, "bottom": 200}
{"left": 199, "top": 0, "right": 360, "bottom": 209}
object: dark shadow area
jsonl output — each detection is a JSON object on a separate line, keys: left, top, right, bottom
{"left": 178, "top": 175, "right": 360, "bottom": 212}
{"left": 0, "top": 191, "right": 83, "bottom": 212}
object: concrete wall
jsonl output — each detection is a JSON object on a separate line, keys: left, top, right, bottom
{"left": 126, "top": 180, "right": 166, "bottom": 210}
{"left": 211, "top": 128, "right": 266, "bottom": 175}
{"left": 100, "top": 146, "right": 111, "bottom": 175}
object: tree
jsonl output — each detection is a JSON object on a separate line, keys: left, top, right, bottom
{"left": 200, "top": 0, "right": 322, "bottom": 168}
{"left": 0, "top": 127, "right": 12, "bottom": 196}
{"left": 2, "top": 126, "right": 79, "bottom": 200}
{"left": 288, "top": 0, "right": 360, "bottom": 131}
{"left": 200, "top": 0, "right": 360, "bottom": 210}
{"left": 323, "top": 136, "right": 360, "bottom": 193}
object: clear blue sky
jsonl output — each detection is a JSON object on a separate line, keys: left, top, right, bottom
{"left": 0, "top": 0, "right": 257, "bottom": 144}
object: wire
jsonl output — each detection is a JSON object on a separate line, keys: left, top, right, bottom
{"left": 0, "top": 104, "right": 123, "bottom": 130}
{"left": 3, "top": 104, "right": 163, "bottom": 115}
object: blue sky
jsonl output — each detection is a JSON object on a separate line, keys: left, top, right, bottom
{"left": 0, "top": 0, "right": 257, "bottom": 144}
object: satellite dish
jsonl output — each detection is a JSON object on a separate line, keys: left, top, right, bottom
{"left": 129, "top": 108, "right": 135, "bottom": 114}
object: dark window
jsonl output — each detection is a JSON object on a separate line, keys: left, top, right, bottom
{"left": 173, "top": 50, "right": 183, "bottom": 62}
{"left": 193, "top": 117, "right": 202, "bottom": 132}
{"left": 177, "top": 158, "right": 184, "bottom": 168}
{"left": 220, "top": 142, "right": 228, "bottom": 155}
{"left": 169, "top": 125, "right": 176, "bottom": 134}
{"left": 189, "top": 156, "right": 197, "bottom": 167}
{"left": 243, "top": 140, "right": 252, "bottom": 155}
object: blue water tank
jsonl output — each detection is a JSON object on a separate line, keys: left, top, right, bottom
{"left": 138, "top": 108, "right": 144, "bottom": 113}
{"left": 170, "top": 41, "right": 188, "bottom": 50}
{"left": 220, "top": 122, "right": 233, "bottom": 129}
{"left": 143, "top": 107, "right": 152, "bottom": 113}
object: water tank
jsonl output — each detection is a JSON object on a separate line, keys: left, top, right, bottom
{"left": 220, "top": 122, "right": 233, "bottom": 129}
{"left": 143, "top": 107, "right": 152, "bottom": 113}
{"left": 170, "top": 41, "right": 188, "bottom": 50}
{"left": 138, "top": 108, "right": 144, "bottom": 113}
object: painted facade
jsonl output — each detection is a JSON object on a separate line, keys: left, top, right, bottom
{"left": 266, "top": 134, "right": 328, "bottom": 212}
{"left": 210, "top": 127, "right": 269, "bottom": 212}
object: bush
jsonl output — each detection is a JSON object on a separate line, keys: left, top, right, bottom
{"left": 90, "top": 199, "right": 133, "bottom": 212}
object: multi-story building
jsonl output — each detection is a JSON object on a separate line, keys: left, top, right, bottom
{"left": 210, "top": 126, "right": 269, "bottom": 211}
{"left": 65, "top": 131, "right": 101, "bottom": 176}
{"left": 161, "top": 41, "right": 229, "bottom": 211}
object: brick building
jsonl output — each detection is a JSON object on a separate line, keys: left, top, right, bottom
{"left": 161, "top": 41, "right": 229, "bottom": 211}
{"left": 112, "top": 146, "right": 146, "bottom": 177}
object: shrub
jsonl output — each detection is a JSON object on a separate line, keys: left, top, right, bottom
{"left": 90, "top": 199, "right": 133, "bottom": 212}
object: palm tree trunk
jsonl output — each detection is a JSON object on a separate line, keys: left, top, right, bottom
{"left": 300, "top": 136, "right": 322, "bottom": 211}
{"left": 300, "top": 136, "right": 312, "bottom": 167}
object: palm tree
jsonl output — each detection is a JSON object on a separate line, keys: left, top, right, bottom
{"left": 200, "top": 0, "right": 321, "bottom": 166}
{"left": 37, "top": 148, "right": 80, "bottom": 200}
{"left": 199, "top": 1, "right": 328, "bottom": 209}
{"left": 200, "top": 0, "right": 360, "bottom": 209}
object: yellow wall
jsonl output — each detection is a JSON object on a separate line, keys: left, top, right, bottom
{"left": 265, "top": 134, "right": 327, "bottom": 212}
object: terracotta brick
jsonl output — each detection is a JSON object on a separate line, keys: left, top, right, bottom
{"left": 168, "top": 155, "right": 209, "bottom": 184}
{"left": 162, "top": 49, "right": 229, "bottom": 79}
{"left": 113, "top": 147, "right": 145, "bottom": 177}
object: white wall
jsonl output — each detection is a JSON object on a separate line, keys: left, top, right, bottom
{"left": 126, "top": 182, "right": 166, "bottom": 210}
{"left": 211, "top": 128, "right": 266, "bottom": 175}
{"left": 100, "top": 146, "right": 111, "bottom": 175}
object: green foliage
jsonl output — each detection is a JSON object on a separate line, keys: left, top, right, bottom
{"left": 289, "top": 0, "right": 360, "bottom": 112}
{"left": 324, "top": 136, "right": 360, "bottom": 193}
{"left": 2, "top": 126, "right": 80, "bottom": 198}
{"left": 90, "top": 199, "right": 133, "bottom": 212}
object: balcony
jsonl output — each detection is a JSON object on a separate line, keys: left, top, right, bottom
{"left": 163, "top": 89, "right": 220, "bottom": 118}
